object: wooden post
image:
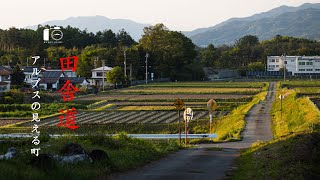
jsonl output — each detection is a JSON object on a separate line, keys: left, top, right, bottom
{"left": 185, "top": 119, "right": 187, "bottom": 145}
{"left": 178, "top": 110, "right": 181, "bottom": 144}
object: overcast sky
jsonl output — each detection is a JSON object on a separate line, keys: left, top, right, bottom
{"left": 1, "top": 0, "right": 320, "bottom": 31}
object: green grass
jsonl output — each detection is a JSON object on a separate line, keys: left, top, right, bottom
{"left": 0, "top": 134, "right": 181, "bottom": 180}
{"left": 0, "top": 103, "right": 87, "bottom": 118}
{"left": 280, "top": 80, "right": 320, "bottom": 88}
{"left": 232, "top": 82, "right": 320, "bottom": 179}
{"left": 271, "top": 89, "right": 320, "bottom": 138}
{"left": 295, "top": 87, "right": 320, "bottom": 94}
{"left": 280, "top": 80, "right": 320, "bottom": 96}
{"left": 232, "top": 132, "right": 320, "bottom": 179}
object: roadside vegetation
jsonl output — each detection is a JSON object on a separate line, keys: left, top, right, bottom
{"left": 214, "top": 91, "right": 267, "bottom": 141}
{"left": 232, "top": 81, "right": 320, "bottom": 179}
{"left": 0, "top": 134, "right": 181, "bottom": 180}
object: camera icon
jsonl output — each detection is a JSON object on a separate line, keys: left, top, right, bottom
{"left": 43, "top": 27, "right": 63, "bottom": 41}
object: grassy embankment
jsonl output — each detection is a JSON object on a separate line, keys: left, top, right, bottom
{"left": 233, "top": 82, "right": 320, "bottom": 179}
{"left": 0, "top": 134, "right": 181, "bottom": 180}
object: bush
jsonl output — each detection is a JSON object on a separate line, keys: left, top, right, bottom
{"left": 3, "top": 96, "right": 14, "bottom": 104}
{"left": 1, "top": 89, "right": 24, "bottom": 104}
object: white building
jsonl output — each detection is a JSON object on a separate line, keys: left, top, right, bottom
{"left": 22, "top": 66, "right": 42, "bottom": 86}
{"left": 267, "top": 56, "right": 320, "bottom": 75}
{"left": 90, "top": 66, "right": 113, "bottom": 86}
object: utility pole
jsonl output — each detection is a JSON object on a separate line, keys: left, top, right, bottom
{"left": 124, "top": 50, "right": 127, "bottom": 77}
{"left": 145, "top": 53, "right": 149, "bottom": 84}
{"left": 130, "top": 63, "right": 132, "bottom": 84}
{"left": 282, "top": 53, "right": 286, "bottom": 81}
{"left": 101, "top": 59, "right": 105, "bottom": 91}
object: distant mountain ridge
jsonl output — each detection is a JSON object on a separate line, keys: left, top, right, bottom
{"left": 25, "top": 3, "right": 320, "bottom": 46}
{"left": 185, "top": 3, "right": 320, "bottom": 46}
{"left": 26, "top": 16, "right": 150, "bottom": 41}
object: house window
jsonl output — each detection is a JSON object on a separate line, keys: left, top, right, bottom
{"left": 284, "top": 61, "right": 287, "bottom": 64}
{"left": 315, "top": 69, "right": 320, "bottom": 71}
{"left": 276, "top": 65, "right": 279, "bottom": 67}
{"left": 96, "top": 72, "right": 103, "bottom": 77}
{"left": 299, "top": 69, "right": 305, "bottom": 71}
{"left": 306, "top": 62, "right": 313, "bottom": 65}
{"left": 272, "top": 59, "right": 275, "bottom": 62}
{"left": 276, "top": 59, "right": 279, "bottom": 62}
{"left": 299, "top": 62, "right": 305, "bottom": 65}
{"left": 306, "top": 69, "right": 313, "bottom": 71}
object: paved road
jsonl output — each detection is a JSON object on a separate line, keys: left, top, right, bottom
{"left": 107, "top": 82, "right": 275, "bottom": 180}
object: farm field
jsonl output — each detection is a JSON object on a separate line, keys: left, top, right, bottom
{"left": 111, "top": 87, "right": 261, "bottom": 95}
{"left": 107, "top": 82, "right": 267, "bottom": 95}
{"left": 75, "top": 94, "right": 253, "bottom": 101}
{"left": 2, "top": 81, "right": 269, "bottom": 140}
{"left": 20, "top": 110, "right": 230, "bottom": 127}
{"left": 280, "top": 80, "right": 320, "bottom": 97}
{"left": 132, "top": 82, "right": 266, "bottom": 88}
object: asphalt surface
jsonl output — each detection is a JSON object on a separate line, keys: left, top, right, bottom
{"left": 107, "top": 82, "right": 275, "bottom": 180}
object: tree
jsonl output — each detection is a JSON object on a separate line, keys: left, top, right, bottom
{"left": 138, "top": 24, "right": 198, "bottom": 80}
{"left": 116, "top": 29, "right": 136, "bottom": 47}
{"left": 106, "top": 66, "right": 124, "bottom": 88}
{"left": 247, "top": 62, "right": 265, "bottom": 71}
{"left": 11, "top": 65, "right": 25, "bottom": 85}
{"left": 200, "top": 44, "right": 218, "bottom": 67}
{"left": 235, "top": 35, "right": 259, "bottom": 47}
{"left": 96, "top": 29, "right": 117, "bottom": 47}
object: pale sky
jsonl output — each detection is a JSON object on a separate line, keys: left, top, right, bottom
{"left": 1, "top": 0, "right": 320, "bottom": 31}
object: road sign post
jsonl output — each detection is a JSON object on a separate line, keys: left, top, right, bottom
{"left": 178, "top": 110, "right": 180, "bottom": 143}
{"left": 183, "top": 107, "right": 193, "bottom": 145}
{"left": 174, "top": 98, "right": 184, "bottom": 144}
{"left": 207, "top": 99, "right": 218, "bottom": 138}
{"left": 279, "top": 95, "right": 284, "bottom": 121}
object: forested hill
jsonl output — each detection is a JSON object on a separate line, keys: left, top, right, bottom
{"left": 187, "top": 5, "right": 320, "bottom": 46}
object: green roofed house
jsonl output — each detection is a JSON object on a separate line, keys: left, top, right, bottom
{"left": 0, "top": 66, "right": 13, "bottom": 92}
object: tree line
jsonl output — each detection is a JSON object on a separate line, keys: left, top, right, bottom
{"left": 1, "top": 24, "right": 320, "bottom": 81}
{"left": 199, "top": 35, "right": 320, "bottom": 74}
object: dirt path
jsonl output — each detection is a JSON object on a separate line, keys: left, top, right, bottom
{"left": 106, "top": 82, "right": 276, "bottom": 180}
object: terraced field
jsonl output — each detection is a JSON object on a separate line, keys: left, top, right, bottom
{"left": 22, "top": 110, "right": 229, "bottom": 127}
{"left": 113, "top": 87, "right": 261, "bottom": 95}
{"left": 75, "top": 94, "right": 253, "bottom": 101}
{"left": 16, "top": 82, "right": 268, "bottom": 130}
{"left": 281, "top": 80, "right": 320, "bottom": 97}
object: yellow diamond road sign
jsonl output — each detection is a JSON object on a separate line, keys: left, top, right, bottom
{"left": 174, "top": 98, "right": 184, "bottom": 110}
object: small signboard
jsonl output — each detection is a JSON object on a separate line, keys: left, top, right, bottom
{"left": 279, "top": 95, "right": 284, "bottom": 99}
{"left": 183, "top": 108, "right": 193, "bottom": 122}
{"left": 174, "top": 98, "right": 185, "bottom": 110}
